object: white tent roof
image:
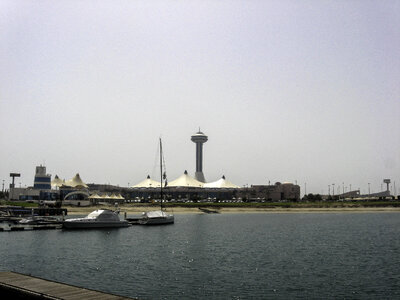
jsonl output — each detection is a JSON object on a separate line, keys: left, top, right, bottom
{"left": 88, "top": 193, "right": 102, "bottom": 199}
{"left": 132, "top": 175, "right": 161, "bottom": 188}
{"left": 203, "top": 176, "right": 240, "bottom": 188}
{"left": 64, "top": 173, "right": 88, "bottom": 188}
{"left": 168, "top": 171, "right": 204, "bottom": 187}
{"left": 51, "top": 175, "right": 65, "bottom": 188}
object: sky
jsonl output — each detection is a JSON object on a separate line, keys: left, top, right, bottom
{"left": 1, "top": 0, "right": 399, "bottom": 195}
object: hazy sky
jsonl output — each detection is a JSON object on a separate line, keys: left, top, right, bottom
{"left": 1, "top": 0, "right": 399, "bottom": 195}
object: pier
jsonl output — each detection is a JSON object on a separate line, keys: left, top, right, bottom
{"left": 0, "top": 271, "right": 135, "bottom": 299}
{"left": 0, "top": 206, "right": 67, "bottom": 216}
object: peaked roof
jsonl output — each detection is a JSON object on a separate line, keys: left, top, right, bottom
{"left": 64, "top": 173, "right": 88, "bottom": 188}
{"left": 51, "top": 175, "right": 65, "bottom": 188}
{"left": 132, "top": 175, "right": 161, "bottom": 188}
{"left": 168, "top": 170, "right": 204, "bottom": 187}
{"left": 203, "top": 175, "right": 240, "bottom": 188}
{"left": 88, "top": 193, "right": 102, "bottom": 199}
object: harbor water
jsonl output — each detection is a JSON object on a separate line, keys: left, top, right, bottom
{"left": 1, "top": 213, "right": 399, "bottom": 299}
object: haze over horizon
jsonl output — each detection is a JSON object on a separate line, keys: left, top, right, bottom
{"left": 1, "top": 1, "right": 399, "bottom": 195}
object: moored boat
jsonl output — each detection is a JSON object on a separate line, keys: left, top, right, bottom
{"left": 139, "top": 210, "right": 174, "bottom": 225}
{"left": 63, "top": 209, "right": 130, "bottom": 229}
{"left": 139, "top": 138, "right": 174, "bottom": 226}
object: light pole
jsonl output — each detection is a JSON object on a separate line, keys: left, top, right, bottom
{"left": 342, "top": 182, "right": 344, "bottom": 195}
{"left": 2, "top": 180, "right": 4, "bottom": 193}
{"left": 305, "top": 182, "right": 307, "bottom": 196}
{"left": 368, "top": 183, "right": 370, "bottom": 196}
{"left": 328, "top": 185, "right": 330, "bottom": 196}
{"left": 332, "top": 184, "right": 335, "bottom": 196}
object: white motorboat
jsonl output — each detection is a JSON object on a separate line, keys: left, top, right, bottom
{"left": 63, "top": 209, "right": 130, "bottom": 229}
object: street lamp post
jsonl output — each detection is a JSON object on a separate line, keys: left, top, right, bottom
{"left": 332, "top": 184, "right": 335, "bottom": 196}
{"left": 368, "top": 183, "right": 370, "bottom": 196}
{"left": 328, "top": 185, "right": 330, "bottom": 196}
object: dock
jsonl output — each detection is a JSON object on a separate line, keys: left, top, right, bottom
{"left": 0, "top": 206, "right": 67, "bottom": 217}
{"left": 0, "top": 271, "right": 135, "bottom": 299}
{"left": 0, "top": 222, "right": 62, "bottom": 231}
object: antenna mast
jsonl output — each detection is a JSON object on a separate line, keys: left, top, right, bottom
{"left": 160, "top": 138, "right": 163, "bottom": 210}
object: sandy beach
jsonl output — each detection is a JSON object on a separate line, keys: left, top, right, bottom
{"left": 64, "top": 205, "right": 400, "bottom": 215}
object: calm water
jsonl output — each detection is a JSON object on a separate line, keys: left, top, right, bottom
{"left": 1, "top": 213, "right": 400, "bottom": 299}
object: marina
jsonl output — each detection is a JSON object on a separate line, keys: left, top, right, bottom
{"left": 1, "top": 1, "right": 398, "bottom": 299}
{"left": 0, "top": 213, "right": 399, "bottom": 299}
{"left": 0, "top": 215, "right": 63, "bottom": 231}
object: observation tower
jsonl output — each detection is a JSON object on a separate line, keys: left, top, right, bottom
{"left": 191, "top": 129, "right": 208, "bottom": 182}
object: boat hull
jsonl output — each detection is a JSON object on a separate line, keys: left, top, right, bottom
{"left": 139, "top": 215, "right": 174, "bottom": 225}
{"left": 62, "top": 221, "right": 130, "bottom": 229}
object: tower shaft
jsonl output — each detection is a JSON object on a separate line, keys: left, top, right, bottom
{"left": 196, "top": 142, "right": 203, "bottom": 172}
{"left": 191, "top": 130, "right": 208, "bottom": 183}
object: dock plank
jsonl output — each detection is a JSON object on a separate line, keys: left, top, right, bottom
{"left": 0, "top": 271, "right": 135, "bottom": 299}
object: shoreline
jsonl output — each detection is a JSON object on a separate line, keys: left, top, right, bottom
{"left": 64, "top": 205, "right": 400, "bottom": 215}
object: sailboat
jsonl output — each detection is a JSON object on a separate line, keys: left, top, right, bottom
{"left": 139, "top": 138, "right": 174, "bottom": 225}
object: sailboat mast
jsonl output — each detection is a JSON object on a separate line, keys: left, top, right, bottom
{"left": 160, "top": 138, "right": 163, "bottom": 210}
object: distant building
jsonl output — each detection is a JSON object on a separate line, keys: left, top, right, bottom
{"left": 9, "top": 165, "right": 56, "bottom": 201}
{"left": 127, "top": 174, "right": 299, "bottom": 202}
{"left": 33, "top": 165, "right": 51, "bottom": 190}
{"left": 9, "top": 166, "right": 89, "bottom": 203}
{"left": 240, "top": 182, "right": 301, "bottom": 201}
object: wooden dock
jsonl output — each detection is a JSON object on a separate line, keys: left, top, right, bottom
{"left": 0, "top": 271, "right": 135, "bottom": 299}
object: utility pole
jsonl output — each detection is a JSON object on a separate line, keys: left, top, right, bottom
{"left": 328, "top": 185, "right": 330, "bottom": 196}
{"left": 332, "top": 183, "right": 335, "bottom": 196}
{"left": 368, "top": 183, "right": 370, "bottom": 196}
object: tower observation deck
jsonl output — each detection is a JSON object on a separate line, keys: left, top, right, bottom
{"left": 191, "top": 130, "right": 208, "bottom": 183}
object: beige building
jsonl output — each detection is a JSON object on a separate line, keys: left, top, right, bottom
{"left": 240, "top": 182, "right": 301, "bottom": 201}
